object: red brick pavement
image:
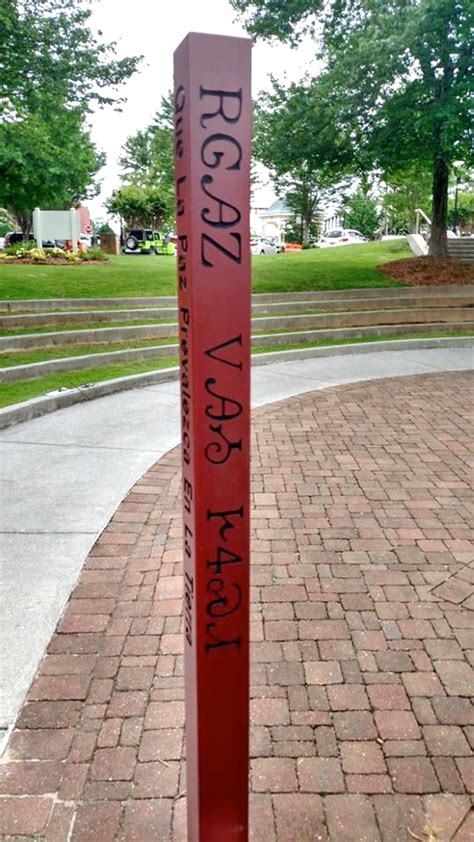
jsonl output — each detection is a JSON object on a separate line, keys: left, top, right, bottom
{"left": 1, "top": 372, "right": 473, "bottom": 841}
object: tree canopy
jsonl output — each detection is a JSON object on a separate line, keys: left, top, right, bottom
{"left": 232, "top": 0, "right": 473, "bottom": 255}
{"left": 254, "top": 78, "right": 353, "bottom": 244}
{"left": 343, "top": 188, "right": 382, "bottom": 239}
{"left": 0, "top": 0, "right": 141, "bottom": 234}
{"left": 113, "top": 95, "right": 175, "bottom": 229}
{"left": 106, "top": 186, "right": 168, "bottom": 231}
{"left": 0, "top": 110, "right": 104, "bottom": 234}
{"left": 1, "top": 0, "right": 141, "bottom": 118}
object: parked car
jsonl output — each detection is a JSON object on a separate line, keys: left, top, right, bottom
{"left": 122, "top": 229, "right": 176, "bottom": 255}
{"left": 319, "top": 229, "right": 367, "bottom": 248}
{"left": 4, "top": 231, "right": 56, "bottom": 248}
{"left": 251, "top": 237, "right": 278, "bottom": 255}
{"left": 4, "top": 231, "right": 31, "bottom": 248}
{"left": 0, "top": 236, "right": 5, "bottom": 251}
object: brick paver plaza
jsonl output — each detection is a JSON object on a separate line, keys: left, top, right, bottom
{"left": 1, "top": 371, "right": 473, "bottom": 840}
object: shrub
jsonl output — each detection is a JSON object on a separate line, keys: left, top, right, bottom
{"left": 44, "top": 247, "right": 67, "bottom": 259}
{"left": 1, "top": 242, "right": 108, "bottom": 263}
{"left": 5, "top": 242, "right": 36, "bottom": 256}
{"left": 79, "top": 247, "right": 108, "bottom": 261}
{"left": 28, "top": 248, "right": 47, "bottom": 262}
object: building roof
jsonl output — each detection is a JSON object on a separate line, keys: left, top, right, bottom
{"left": 261, "top": 198, "right": 290, "bottom": 216}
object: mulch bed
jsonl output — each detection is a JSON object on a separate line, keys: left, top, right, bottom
{"left": 379, "top": 256, "right": 474, "bottom": 286}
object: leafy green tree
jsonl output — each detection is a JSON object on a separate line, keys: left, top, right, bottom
{"left": 0, "top": 1, "right": 141, "bottom": 236}
{"left": 1, "top": 0, "right": 141, "bottom": 117}
{"left": 343, "top": 189, "right": 382, "bottom": 239}
{"left": 93, "top": 219, "right": 114, "bottom": 235}
{"left": 231, "top": 0, "right": 473, "bottom": 257}
{"left": 119, "top": 131, "right": 153, "bottom": 186}
{"left": 106, "top": 186, "right": 167, "bottom": 231}
{"left": 0, "top": 110, "right": 104, "bottom": 236}
{"left": 382, "top": 166, "right": 433, "bottom": 234}
{"left": 0, "top": 208, "right": 15, "bottom": 237}
{"left": 448, "top": 190, "right": 474, "bottom": 233}
{"left": 118, "top": 95, "right": 175, "bottom": 227}
{"left": 284, "top": 207, "right": 321, "bottom": 246}
{"left": 254, "top": 80, "right": 352, "bottom": 245}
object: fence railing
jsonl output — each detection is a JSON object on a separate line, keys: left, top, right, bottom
{"left": 414, "top": 208, "right": 432, "bottom": 235}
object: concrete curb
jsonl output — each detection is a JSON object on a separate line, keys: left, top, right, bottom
{"left": 0, "top": 366, "right": 180, "bottom": 429}
{"left": 0, "top": 336, "right": 472, "bottom": 430}
{"left": 2, "top": 322, "right": 474, "bottom": 382}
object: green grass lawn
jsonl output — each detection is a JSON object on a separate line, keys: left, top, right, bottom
{"left": 0, "top": 241, "right": 409, "bottom": 300}
{"left": 0, "top": 337, "right": 178, "bottom": 368}
{"left": 0, "top": 357, "right": 179, "bottom": 407}
{"left": 0, "top": 318, "right": 177, "bottom": 337}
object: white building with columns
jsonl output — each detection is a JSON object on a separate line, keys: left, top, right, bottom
{"left": 251, "top": 198, "right": 344, "bottom": 244}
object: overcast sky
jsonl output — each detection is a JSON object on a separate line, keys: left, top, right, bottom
{"left": 87, "top": 0, "right": 316, "bottom": 221}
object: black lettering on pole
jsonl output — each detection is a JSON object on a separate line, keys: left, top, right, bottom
{"left": 201, "top": 175, "right": 242, "bottom": 228}
{"left": 201, "top": 231, "right": 242, "bottom": 268}
{"left": 205, "top": 623, "right": 241, "bottom": 652}
{"left": 207, "top": 507, "right": 244, "bottom": 542}
{"left": 205, "top": 423, "right": 242, "bottom": 465}
{"left": 201, "top": 133, "right": 242, "bottom": 170}
{"left": 205, "top": 335, "right": 243, "bottom": 370}
{"left": 199, "top": 87, "right": 243, "bottom": 127}
{"left": 207, "top": 546, "right": 242, "bottom": 575}
{"left": 205, "top": 378, "right": 243, "bottom": 421}
{"left": 207, "top": 579, "right": 243, "bottom": 617}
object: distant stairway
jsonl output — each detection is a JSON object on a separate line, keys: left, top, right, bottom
{"left": 447, "top": 239, "right": 474, "bottom": 264}
{"left": 412, "top": 209, "right": 474, "bottom": 263}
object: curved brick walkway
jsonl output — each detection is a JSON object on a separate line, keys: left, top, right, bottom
{"left": 1, "top": 372, "right": 473, "bottom": 841}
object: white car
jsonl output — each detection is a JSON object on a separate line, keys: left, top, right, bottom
{"left": 0, "top": 237, "right": 5, "bottom": 251}
{"left": 251, "top": 237, "right": 278, "bottom": 255}
{"left": 319, "top": 228, "right": 367, "bottom": 248}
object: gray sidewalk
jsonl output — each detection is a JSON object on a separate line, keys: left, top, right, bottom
{"left": 1, "top": 347, "right": 472, "bottom": 740}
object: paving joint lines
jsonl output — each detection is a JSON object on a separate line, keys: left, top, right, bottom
{"left": 1, "top": 370, "right": 472, "bottom": 840}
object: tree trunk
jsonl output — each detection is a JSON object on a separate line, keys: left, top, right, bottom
{"left": 429, "top": 154, "right": 449, "bottom": 257}
{"left": 302, "top": 214, "right": 310, "bottom": 246}
{"left": 15, "top": 213, "right": 32, "bottom": 241}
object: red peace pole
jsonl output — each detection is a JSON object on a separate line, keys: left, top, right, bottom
{"left": 173, "top": 32, "right": 252, "bottom": 842}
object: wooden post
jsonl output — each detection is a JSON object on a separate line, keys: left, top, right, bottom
{"left": 174, "top": 32, "right": 252, "bottom": 842}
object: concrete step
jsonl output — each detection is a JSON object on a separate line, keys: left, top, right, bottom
{"left": 447, "top": 240, "right": 474, "bottom": 263}
{"left": 1, "top": 321, "right": 473, "bottom": 382}
{"left": 1, "top": 307, "right": 473, "bottom": 352}
{"left": 1, "top": 294, "right": 473, "bottom": 329}
{"left": 1, "top": 285, "right": 473, "bottom": 312}
{"left": 0, "top": 323, "right": 179, "bottom": 352}
{"left": 252, "top": 308, "right": 474, "bottom": 333}
{"left": 0, "top": 308, "right": 179, "bottom": 329}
